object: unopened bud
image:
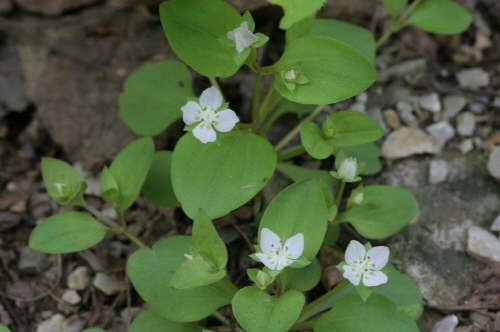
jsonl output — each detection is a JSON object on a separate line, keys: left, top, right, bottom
{"left": 338, "top": 158, "right": 357, "bottom": 181}
{"left": 283, "top": 69, "right": 298, "bottom": 82}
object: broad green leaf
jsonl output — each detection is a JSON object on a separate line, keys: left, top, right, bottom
{"left": 276, "top": 162, "right": 334, "bottom": 193}
{"left": 405, "top": 0, "right": 472, "bottom": 34}
{"left": 172, "top": 130, "right": 276, "bottom": 219}
{"left": 311, "top": 19, "right": 376, "bottom": 63}
{"left": 324, "top": 111, "right": 384, "bottom": 147}
{"left": 41, "top": 158, "right": 87, "bottom": 207}
{"left": 338, "top": 186, "right": 419, "bottom": 239}
{"left": 119, "top": 61, "right": 194, "bottom": 136}
{"left": 192, "top": 209, "right": 227, "bottom": 270}
{"left": 127, "top": 236, "right": 235, "bottom": 322}
{"left": 29, "top": 212, "right": 107, "bottom": 254}
{"left": 285, "top": 15, "right": 314, "bottom": 45}
{"left": 160, "top": 0, "right": 241, "bottom": 77}
{"left": 267, "top": 0, "right": 325, "bottom": 30}
{"left": 265, "top": 36, "right": 376, "bottom": 105}
{"left": 279, "top": 98, "right": 316, "bottom": 115}
{"left": 382, "top": 0, "right": 408, "bottom": 16}
{"left": 106, "top": 137, "right": 154, "bottom": 211}
{"left": 323, "top": 223, "right": 340, "bottom": 245}
{"left": 170, "top": 257, "right": 226, "bottom": 289}
{"left": 312, "top": 293, "right": 419, "bottom": 332}
{"left": 334, "top": 143, "right": 382, "bottom": 176}
{"left": 142, "top": 151, "right": 180, "bottom": 207}
{"left": 130, "top": 307, "right": 202, "bottom": 332}
{"left": 286, "top": 257, "right": 321, "bottom": 292}
{"left": 233, "top": 287, "right": 305, "bottom": 332}
{"left": 0, "top": 324, "right": 11, "bottom": 332}
{"left": 259, "top": 179, "right": 328, "bottom": 262}
{"left": 300, "top": 122, "right": 333, "bottom": 159}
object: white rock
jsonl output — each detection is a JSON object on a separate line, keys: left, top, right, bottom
{"left": 419, "top": 93, "right": 441, "bottom": 113}
{"left": 456, "top": 112, "right": 475, "bottom": 136}
{"left": 429, "top": 159, "right": 449, "bottom": 185}
{"left": 93, "top": 272, "right": 125, "bottom": 295}
{"left": 355, "top": 92, "right": 368, "bottom": 103}
{"left": 456, "top": 68, "right": 489, "bottom": 89}
{"left": 469, "top": 102, "right": 485, "bottom": 114}
{"left": 443, "top": 95, "right": 467, "bottom": 118}
{"left": 67, "top": 266, "right": 90, "bottom": 291}
{"left": 396, "top": 101, "right": 418, "bottom": 127}
{"left": 487, "top": 146, "right": 500, "bottom": 182}
{"left": 431, "top": 315, "right": 458, "bottom": 332}
{"left": 466, "top": 226, "right": 500, "bottom": 263}
{"left": 459, "top": 139, "right": 474, "bottom": 154}
{"left": 383, "top": 109, "right": 401, "bottom": 129}
{"left": 61, "top": 289, "right": 81, "bottom": 305}
{"left": 36, "top": 313, "right": 65, "bottom": 332}
{"left": 491, "top": 213, "right": 500, "bottom": 232}
{"left": 367, "top": 107, "right": 388, "bottom": 134}
{"left": 381, "top": 127, "right": 445, "bottom": 160}
{"left": 426, "top": 121, "right": 455, "bottom": 142}
{"left": 349, "top": 101, "right": 366, "bottom": 113}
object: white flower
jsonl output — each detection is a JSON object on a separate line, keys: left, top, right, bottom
{"left": 338, "top": 158, "right": 357, "bottom": 181}
{"left": 227, "top": 21, "right": 259, "bottom": 53}
{"left": 342, "top": 240, "right": 389, "bottom": 287}
{"left": 181, "top": 87, "right": 239, "bottom": 143}
{"left": 255, "top": 228, "right": 304, "bottom": 271}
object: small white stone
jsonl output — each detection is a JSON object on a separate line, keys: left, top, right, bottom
{"left": 61, "top": 289, "right": 81, "bottom": 305}
{"left": 426, "top": 121, "right": 455, "bottom": 142}
{"left": 67, "top": 266, "right": 90, "bottom": 291}
{"left": 487, "top": 146, "right": 500, "bottom": 182}
{"left": 431, "top": 315, "right": 458, "bottom": 332}
{"left": 349, "top": 101, "right": 366, "bottom": 113}
{"left": 429, "top": 159, "right": 449, "bottom": 185}
{"left": 456, "top": 112, "right": 475, "bottom": 136}
{"left": 355, "top": 92, "right": 368, "bottom": 103}
{"left": 419, "top": 93, "right": 441, "bottom": 113}
{"left": 383, "top": 109, "right": 401, "bottom": 129}
{"left": 396, "top": 101, "right": 418, "bottom": 127}
{"left": 93, "top": 272, "right": 125, "bottom": 295}
{"left": 491, "top": 213, "right": 500, "bottom": 232}
{"left": 469, "top": 102, "right": 485, "bottom": 114}
{"left": 467, "top": 226, "right": 500, "bottom": 263}
{"left": 443, "top": 95, "right": 467, "bottom": 118}
{"left": 456, "top": 68, "right": 489, "bottom": 89}
{"left": 459, "top": 139, "right": 474, "bottom": 154}
{"left": 101, "top": 207, "right": 117, "bottom": 220}
{"left": 36, "top": 313, "right": 65, "bottom": 332}
{"left": 381, "top": 127, "right": 445, "bottom": 159}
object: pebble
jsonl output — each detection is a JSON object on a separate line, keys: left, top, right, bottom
{"left": 61, "top": 289, "right": 81, "bottom": 305}
{"left": 349, "top": 101, "right": 366, "bottom": 113}
{"left": 469, "top": 102, "right": 486, "bottom": 114}
{"left": 487, "top": 146, "right": 500, "bottom": 182}
{"left": 493, "top": 96, "right": 500, "bottom": 108}
{"left": 93, "top": 272, "right": 125, "bottom": 295}
{"left": 426, "top": 121, "right": 455, "bottom": 142}
{"left": 418, "top": 93, "right": 441, "bottom": 113}
{"left": 366, "top": 107, "right": 388, "bottom": 134}
{"left": 377, "top": 58, "right": 427, "bottom": 83}
{"left": 456, "top": 112, "right": 476, "bottom": 136}
{"left": 429, "top": 159, "right": 449, "bottom": 185}
{"left": 455, "top": 68, "right": 490, "bottom": 89}
{"left": 431, "top": 315, "right": 458, "bottom": 332}
{"left": 18, "top": 246, "right": 47, "bottom": 273}
{"left": 383, "top": 109, "right": 401, "bottom": 129}
{"left": 381, "top": 127, "right": 445, "bottom": 159}
{"left": 443, "top": 95, "right": 467, "bottom": 118}
{"left": 396, "top": 101, "right": 418, "bottom": 127}
{"left": 491, "top": 213, "right": 500, "bottom": 232}
{"left": 466, "top": 226, "right": 500, "bottom": 263}
{"left": 67, "top": 266, "right": 90, "bottom": 291}
{"left": 459, "top": 139, "right": 474, "bottom": 154}
{"left": 355, "top": 92, "right": 368, "bottom": 103}
{"left": 36, "top": 313, "right": 65, "bottom": 332}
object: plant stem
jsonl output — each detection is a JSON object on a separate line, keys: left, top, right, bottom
{"left": 277, "top": 145, "right": 306, "bottom": 161}
{"left": 256, "top": 106, "right": 285, "bottom": 136}
{"left": 252, "top": 73, "right": 262, "bottom": 122}
{"left": 274, "top": 104, "right": 325, "bottom": 152}
{"left": 254, "top": 86, "right": 283, "bottom": 133}
{"left": 124, "top": 231, "right": 148, "bottom": 249}
{"left": 335, "top": 181, "right": 346, "bottom": 207}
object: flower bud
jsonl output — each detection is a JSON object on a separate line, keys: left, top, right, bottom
{"left": 283, "top": 69, "right": 298, "bottom": 82}
{"left": 352, "top": 192, "right": 364, "bottom": 205}
{"left": 256, "top": 270, "right": 272, "bottom": 286}
{"left": 338, "top": 158, "right": 357, "bottom": 181}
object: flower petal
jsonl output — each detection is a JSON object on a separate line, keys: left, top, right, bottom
{"left": 345, "top": 240, "right": 366, "bottom": 266}
{"left": 255, "top": 252, "right": 278, "bottom": 270}
{"left": 342, "top": 265, "right": 361, "bottom": 286}
{"left": 366, "top": 246, "right": 390, "bottom": 270}
{"left": 283, "top": 233, "right": 304, "bottom": 260}
{"left": 362, "top": 270, "right": 388, "bottom": 287}
{"left": 199, "top": 86, "right": 222, "bottom": 110}
{"left": 180, "top": 101, "right": 201, "bottom": 125}
{"left": 193, "top": 124, "right": 216, "bottom": 143}
{"left": 259, "top": 228, "right": 281, "bottom": 255}
{"left": 275, "top": 256, "right": 294, "bottom": 270}
{"left": 214, "top": 109, "right": 239, "bottom": 132}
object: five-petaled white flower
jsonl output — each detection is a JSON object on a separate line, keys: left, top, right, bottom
{"left": 227, "top": 21, "right": 259, "bottom": 53}
{"left": 181, "top": 86, "right": 239, "bottom": 143}
{"left": 342, "top": 240, "right": 389, "bottom": 287}
{"left": 255, "top": 228, "right": 304, "bottom": 271}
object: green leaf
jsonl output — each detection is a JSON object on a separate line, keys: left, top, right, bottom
{"left": 265, "top": 36, "right": 376, "bottom": 105}
{"left": 119, "top": 61, "right": 194, "bottom": 136}
{"left": 334, "top": 143, "right": 382, "bottom": 176}
{"left": 127, "top": 236, "right": 235, "bottom": 322}
{"left": 382, "top": 0, "right": 408, "bottom": 16}
{"left": 172, "top": 130, "right": 276, "bottom": 219}
{"left": 405, "top": 0, "right": 472, "bottom": 34}
{"left": 192, "top": 209, "right": 227, "bottom": 270}
{"left": 323, "top": 223, "right": 340, "bottom": 245}
{"left": 276, "top": 162, "right": 334, "bottom": 194}
{"left": 41, "top": 158, "right": 87, "bottom": 207}
{"left": 338, "top": 185, "right": 419, "bottom": 239}
{"left": 286, "top": 257, "right": 321, "bottom": 292}
{"left": 311, "top": 19, "right": 376, "bottom": 63}
{"left": 312, "top": 293, "right": 419, "bottom": 332}
{"left": 160, "top": 0, "right": 241, "bottom": 77}
{"left": 106, "top": 137, "right": 155, "bottom": 211}
{"left": 170, "top": 257, "right": 226, "bottom": 289}
{"left": 324, "top": 111, "right": 384, "bottom": 147}
{"left": 300, "top": 122, "right": 333, "bottom": 159}
{"left": 142, "top": 151, "right": 180, "bottom": 208}
{"left": 130, "top": 307, "right": 202, "bottom": 332}
{"left": 267, "top": 0, "right": 325, "bottom": 30}
{"left": 100, "top": 166, "right": 120, "bottom": 206}
{"left": 29, "top": 212, "right": 107, "bottom": 254}
{"left": 279, "top": 98, "right": 316, "bottom": 115}
{"left": 0, "top": 324, "right": 11, "bottom": 332}
{"left": 232, "top": 287, "right": 305, "bottom": 332}
{"left": 285, "top": 15, "right": 315, "bottom": 45}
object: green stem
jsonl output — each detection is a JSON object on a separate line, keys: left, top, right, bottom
{"left": 124, "top": 231, "right": 148, "bottom": 249}
{"left": 118, "top": 209, "right": 126, "bottom": 229}
{"left": 252, "top": 73, "right": 262, "bottom": 122}
{"left": 335, "top": 181, "right": 346, "bottom": 207}
{"left": 274, "top": 104, "right": 325, "bottom": 152}
{"left": 277, "top": 145, "right": 306, "bottom": 161}
{"left": 256, "top": 106, "right": 285, "bottom": 136}
{"left": 254, "top": 86, "right": 283, "bottom": 132}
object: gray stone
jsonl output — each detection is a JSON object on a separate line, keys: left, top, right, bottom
{"left": 61, "top": 289, "right": 81, "bottom": 305}
{"left": 93, "top": 272, "right": 125, "bottom": 295}
{"left": 431, "top": 315, "right": 458, "bottom": 332}
{"left": 355, "top": 92, "right": 368, "bottom": 103}
{"left": 443, "top": 95, "right": 467, "bottom": 118}
{"left": 349, "top": 101, "right": 366, "bottom": 113}
{"left": 0, "top": 42, "right": 29, "bottom": 112}
{"left": 459, "top": 139, "right": 474, "bottom": 154}
{"left": 18, "top": 246, "right": 47, "bottom": 273}
{"left": 469, "top": 102, "right": 486, "bottom": 114}
{"left": 396, "top": 101, "right": 418, "bottom": 127}
{"left": 377, "top": 58, "right": 427, "bottom": 82}
{"left": 491, "top": 213, "right": 500, "bottom": 232}
{"left": 419, "top": 93, "right": 441, "bottom": 113}
{"left": 426, "top": 121, "right": 455, "bottom": 142}
{"left": 383, "top": 109, "right": 401, "bottom": 129}
{"left": 36, "top": 313, "right": 65, "bottom": 332}
{"left": 67, "top": 266, "right": 90, "bottom": 291}
{"left": 467, "top": 226, "right": 500, "bottom": 263}
{"left": 429, "top": 159, "right": 449, "bottom": 185}
{"left": 381, "top": 127, "right": 445, "bottom": 160}
{"left": 487, "top": 146, "right": 500, "bottom": 182}
{"left": 366, "top": 107, "right": 388, "bottom": 134}
{"left": 456, "top": 68, "right": 490, "bottom": 89}
{"left": 493, "top": 96, "right": 500, "bottom": 108}
{"left": 456, "top": 112, "right": 476, "bottom": 136}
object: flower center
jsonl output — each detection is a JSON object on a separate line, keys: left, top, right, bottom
{"left": 195, "top": 107, "right": 221, "bottom": 129}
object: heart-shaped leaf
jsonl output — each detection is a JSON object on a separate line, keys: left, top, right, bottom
{"left": 286, "top": 257, "right": 321, "bottom": 292}
{"left": 142, "top": 151, "right": 180, "bottom": 208}
{"left": 267, "top": 0, "right": 325, "bottom": 29}
{"left": 300, "top": 122, "right": 333, "bottom": 159}
{"left": 130, "top": 307, "right": 202, "bottom": 332}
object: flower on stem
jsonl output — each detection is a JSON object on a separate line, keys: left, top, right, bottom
{"left": 338, "top": 157, "right": 357, "bottom": 180}
{"left": 341, "top": 240, "right": 389, "bottom": 287}
{"left": 181, "top": 86, "right": 239, "bottom": 143}
{"left": 255, "top": 228, "right": 304, "bottom": 271}
{"left": 227, "top": 21, "right": 259, "bottom": 54}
